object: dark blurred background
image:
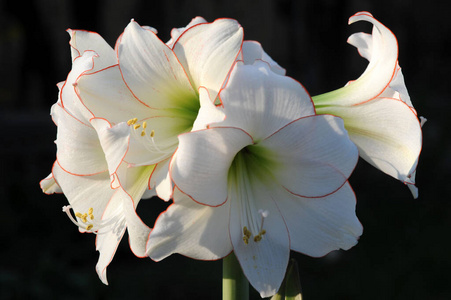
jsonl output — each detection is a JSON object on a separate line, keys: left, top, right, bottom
{"left": 1, "top": 0, "right": 449, "bottom": 299}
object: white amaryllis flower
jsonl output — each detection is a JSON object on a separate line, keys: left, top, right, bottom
{"left": 147, "top": 61, "right": 363, "bottom": 297}
{"left": 41, "top": 17, "right": 243, "bottom": 283}
{"left": 40, "top": 47, "right": 152, "bottom": 284}
{"left": 312, "top": 12, "right": 423, "bottom": 197}
{"left": 75, "top": 17, "right": 243, "bottom": 200}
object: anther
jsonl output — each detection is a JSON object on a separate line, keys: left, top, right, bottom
{"left": 142, "top": 121, "right": 147, "bottom": 129}
{"left": 134, "top": 124, "right": 141, "bottom": 129}
{"left": 141, "top": 131, "right": 146, "bottom": 137}
{"left": 127, "top": 118, "right": 138, "bottom": 125}
{"left": 150, "top": 130, "right": 155, "bottom": 138}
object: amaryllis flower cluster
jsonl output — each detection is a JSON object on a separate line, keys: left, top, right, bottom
{"left": 41, "top": 12, "right": 423, "bottom": 298}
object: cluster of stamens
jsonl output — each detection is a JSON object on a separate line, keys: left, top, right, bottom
{"left": 242, "top": 226, "right": 267, "bottom": 244}
{"left": 127, "top": 117, "right": 173, "bottom": 155}
{"left": 242, "top": 209, "right": 269, "bottom": 244}
{"left": 63, "top": 205, "right": 96, "bottom": 232}
{"left": 127, "top": 118, "right": 155, "bottom": 138}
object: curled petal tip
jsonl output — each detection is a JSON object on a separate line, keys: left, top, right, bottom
{"left": 348, "top": 11, "right": 374, "bottom": 25}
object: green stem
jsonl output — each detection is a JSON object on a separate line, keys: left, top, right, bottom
{"left": 223, "top": 252, "right": 249, "bottom": 300}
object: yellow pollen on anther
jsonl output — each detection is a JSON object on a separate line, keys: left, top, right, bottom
{"left": 141, "top": 131, "right": 146, "bottom": 136}
{"left": 81, "top": 213, "right": 88, "bottom": 223}
{"left": 127, "top": 118, "right": 138, "bottom": 125}
{"left": 242, "top": 226, "right": 252, "bottom": 245}
{"left": 253, "top": 230, "right": 266, "bottom": 243}
{"left": 142, "top": 121, "right": 147, "bottom": 129}
{"left": 75, "top": 212, "right": 83, "bottom": 218}
{"left": 134, "top": 124, "right": 141, "bottom": 129}
{"left": 86, "top": 224, "right": 94, "bottom": 230}
{"left": 88, "top": 207, "right": 93, "bottom": 215}
{"left": 150, "top": 130, "right": 155, "bottom": 137}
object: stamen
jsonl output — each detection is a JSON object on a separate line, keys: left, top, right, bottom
{"left": 127, "top": 118, "right": 138, "bottom": 125}
{"left": 127, "top": 118, "right": 174, "bottom": 155}
{"left": 242, "top": 209, "right": 269, "bottom": 244}
{"left": 62, "top": 205, "right": 97, "bottom": 233}
{"left": 62, "top": 205, "right": 124, "bottom": 236}
{"left": 242, "top": 226, "right": 252, "bottom": 244}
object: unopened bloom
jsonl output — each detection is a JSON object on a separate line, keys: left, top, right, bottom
{"left": 312, "top": 12, "right": 423, "bottom": 197}
{"left": 147, "top": 61, "right": 362, "bottom": 297}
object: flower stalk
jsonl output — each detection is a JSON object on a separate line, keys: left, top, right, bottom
{"left": 223, "top": 252, "right": 249, "bottom": 300}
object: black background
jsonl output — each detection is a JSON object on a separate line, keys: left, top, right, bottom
{"left": 1, "top": 0, "right": 449, "bottom": 299}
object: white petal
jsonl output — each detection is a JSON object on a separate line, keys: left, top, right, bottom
{"left": 217, "top": 62, "right": 314, "bottom": 140}
{"left": 229, "top": 179, "right": 290, "bottom": 298}
{"left": 171, "top": 127, "right": 253, "bottom": 207}
{"left": 53, "top": 103, "right": 108, "bottom": 175}
{"left": 147, "top": 188, "right": 232, "bottom": 261}
{"left": 318, "top": 98, "right": 422, "bottom": 184}
{"left": 262, "top": 115, "right": 358, "bottom": 198}
{"left": 119, "top": 187, "right": 151, "bottom": 258}
{"left": 52, "top": 162, "right": 113, "bottom": 226}
{"left": 40, "top": 170, "right": 62, "bottom": 194}
{"left": 118, "top": 20, "right": 197, "bottom": 110}
{"left": 95, "top": 192, "right": 127, "bottom": 285}
{"left": 277, "top": 182, "right": 362, "bottom": 256}
{"left": 191, "top": 87, "right": 225, "bottom": 131}
{"left": 166, "top": 16, "right": 207, "bottom": 48}
{"left": 60, "top": 51, "right": 99, "bottom": 123}
{"left": 313, "top": 12, "right": 398, "bottom": 106}
{"left": 76, "top": 65, "right": 151, "bottom": 124}
{"left": 148, "top": 158, "right": 173, "bottom": 201}
{"left": 241, "top": 41, "right": 286, "bottom": 75}
{"left": 112, "top": 163, "right": 154, "bottom": 257}
{"left": 380, "top": 65, "right": 415, "bottom": 112}
{"left": 67, "top": 29, "right": 116, "bottom": 71}
{"left": 95, "top": 225, "right": 126, "bottom": 285}
{"left": 91, "top": 119, "right": 130, "bottom": 175}
{"left": 173, "top": 18, "right": 243, "bottom": 100}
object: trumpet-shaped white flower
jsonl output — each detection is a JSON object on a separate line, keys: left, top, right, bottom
{"left": 312, "top": 12, "right": 423, "bottom": 197}
{"left": 75, "top": 18, "right": 243, "bottom": 200}
{"left": 147, "top": 61, "right": 362, "bottom": 297}
{"left": 42, "top": 17, "right": 243, "bottom": 283}
{"left": 40, "top": 48, "right": 152, "bottom": 284}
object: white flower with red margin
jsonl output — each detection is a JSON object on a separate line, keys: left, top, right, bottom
{"left": 146, "top": 60, "right": 363, "bottom": 297}
{"left": 40, "top": 47, "right": 152, "bottom": 284}
{"left": 41, "top": 17, "right": 244, "bottom": 284}
{"left": 75, "top": 17, "right": 243, "bottom": 200}
{"left": 312, "top": 12, "right": 424, "bottom": 197}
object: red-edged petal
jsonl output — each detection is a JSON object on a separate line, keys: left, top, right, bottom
{"left": 277, "top": 182, "right": 362, "bottom": 256}
{"left": 261, "top": 115, "right": 358, "bottom": 198}
{"left": 216, "top": 62, "right": 314, "bottom": 141}
{"left": 229, "top": 179, "right": 290, "bottom": 298}
{"left": 147, "top": 188, "right": 232, "bottom": 261}
{"left": 173, "top": 18, "right": 244, "bottom": 101}
{"left": 171, "top": 127, "right": 253, "bottom": 207}
{"left": 67, "top": 29, "right": 116, "bottom": 71}
{"left": 313, "top": 12, "right": 398, "bottom": 106}
{"left": 118, "top": 20, "right": 197, "bottom": 110}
